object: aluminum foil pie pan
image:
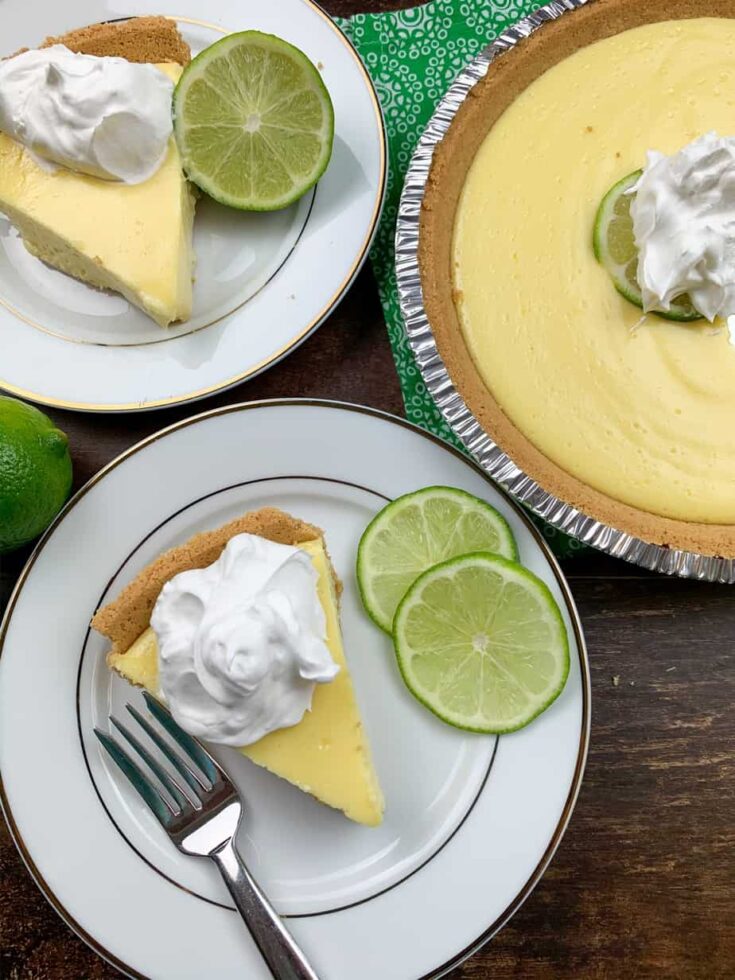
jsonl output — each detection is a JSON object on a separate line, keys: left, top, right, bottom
{"left": 395, "top": 0, "right": 735, "bottom": 583}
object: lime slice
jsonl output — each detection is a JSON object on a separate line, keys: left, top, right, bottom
{"left": 393, "top": 553, "right": 569, "bottom": 733}
{"left": 593, "top": 169, "right": 702, "bottom": 322}
{"left": 173, "top": 31, "right": 334, "bottom": 211}
{"left": 357, "top": 486, "right": 517, "bottom": 633}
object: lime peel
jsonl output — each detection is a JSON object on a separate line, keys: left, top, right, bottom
{"left": 0, "top": 396, "right": 72, "bottom": 553}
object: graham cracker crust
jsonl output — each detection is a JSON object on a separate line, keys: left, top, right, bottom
{"left": 41, "top": 16, "right": 190, "bottom": 64}
{"left": 9, "top": 15, "right": 191, "bottom": 64}
{"left": 92, "top": 508, "right": 329, "bottom": 657}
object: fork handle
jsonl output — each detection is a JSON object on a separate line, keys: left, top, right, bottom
{"left": 211, "top": 837, "right": 320, "bottom": 980}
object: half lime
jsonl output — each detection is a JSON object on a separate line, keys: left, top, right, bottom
{"left": 173, "top": 31, "right": 334, "bottom": 211}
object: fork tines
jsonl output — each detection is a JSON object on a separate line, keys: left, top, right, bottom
{"left": 95, "top": 692, "right": 230, "bottom": 829}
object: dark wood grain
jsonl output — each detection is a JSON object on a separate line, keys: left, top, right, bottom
{"left": 1, "top": 2, "right": 734, "bottom": 978}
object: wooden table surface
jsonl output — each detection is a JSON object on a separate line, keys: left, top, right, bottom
{"left": 1, "top": 2, "right": 734, "bottom": 978}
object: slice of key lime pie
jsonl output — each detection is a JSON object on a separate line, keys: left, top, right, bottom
{"left": 0, "top": 18, "right": 195, "bottom": 326}
{"left": 92, "top": 508, "right": 384, "bottom": 827}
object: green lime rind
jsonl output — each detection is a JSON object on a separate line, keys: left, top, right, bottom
{"left": 357, "top": 486, "right": 517, "bottom": 634}
{"left": 173, "top": 30, "right": 334, "bottom": 212}
{"left": 0, "top": 396, "right": 72, "bottom": 553}
{"left": 593, "top": 168, "right": 702, "bottom": 323}
{"left": 393, "top": 553, "right": 570, "bottom": 735}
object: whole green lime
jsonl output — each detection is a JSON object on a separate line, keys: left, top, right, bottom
{"left": 0, "top": 397, "right": 73, "bottom": 553}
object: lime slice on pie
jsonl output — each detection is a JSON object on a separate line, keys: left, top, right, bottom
{"left": 357, "top": 486, "right": 517, "bottom": 633}
{"left": 173, "top": 31, "right": 334, "bottom": 211}
{"left": 393, "top": 554, "right": 569, "bottom": 734}
{"left": 593, "top": 169, "right": 702, "bottom": 322}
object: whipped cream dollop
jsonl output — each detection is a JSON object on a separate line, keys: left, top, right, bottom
{"left": 0, "top": 45, "right": 174, "bottom": 183}
{"left": 150, "top": 534, "right": 339, "bottom": 747}
{"left": 630, "top": 132, "right": 735, "bottom": 334}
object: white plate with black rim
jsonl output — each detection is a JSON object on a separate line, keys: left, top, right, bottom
{"left": 0, "top": 400, "right": 589, "bottom": 979}
{"left": 0, "top": 0, "right": 385, "bottom": 413}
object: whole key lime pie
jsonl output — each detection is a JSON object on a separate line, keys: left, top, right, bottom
{"left": 419, "top": 0, "right": 735, "bottom": 556}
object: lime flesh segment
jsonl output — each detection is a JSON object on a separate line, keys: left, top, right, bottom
{"left": 593, "top": 169, "right": 702, "bottom": 323}
{"left": 357, "top": 486, "right": 517, "bottom": 634}
{"left": 393, "top": 554, "right": 569, "bottom": 734}
{"left": 173, "top": 31, "right": 334, "bottom": 211}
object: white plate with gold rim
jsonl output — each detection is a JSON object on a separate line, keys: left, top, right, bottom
{"left": 0, "top": 1, "right": 385, "bottom": 412}
{"left": 0, "top": 400, "right": 589, "bottom": 979}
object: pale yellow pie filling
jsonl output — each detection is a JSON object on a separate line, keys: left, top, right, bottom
{"left": 453, "top": 18, "right": 735, "bottom": 524}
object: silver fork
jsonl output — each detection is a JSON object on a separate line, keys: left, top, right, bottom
{"left": 94, "top": 691, "right": 319, "bottom": 980}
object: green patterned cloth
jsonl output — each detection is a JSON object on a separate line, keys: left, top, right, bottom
{"left": 338, "top": 0, "right": 587, "bottom": 558}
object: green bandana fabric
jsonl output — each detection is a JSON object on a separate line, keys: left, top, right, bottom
{"left": 337, "top": 0, "right": 587, "bottom": 558}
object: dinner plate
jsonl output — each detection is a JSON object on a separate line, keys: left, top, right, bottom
{"left": 0, "top": 1, "right": 385, "bottom": 412}
{"left": 0, "top": 400, "right": 589, "bottom": 979}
